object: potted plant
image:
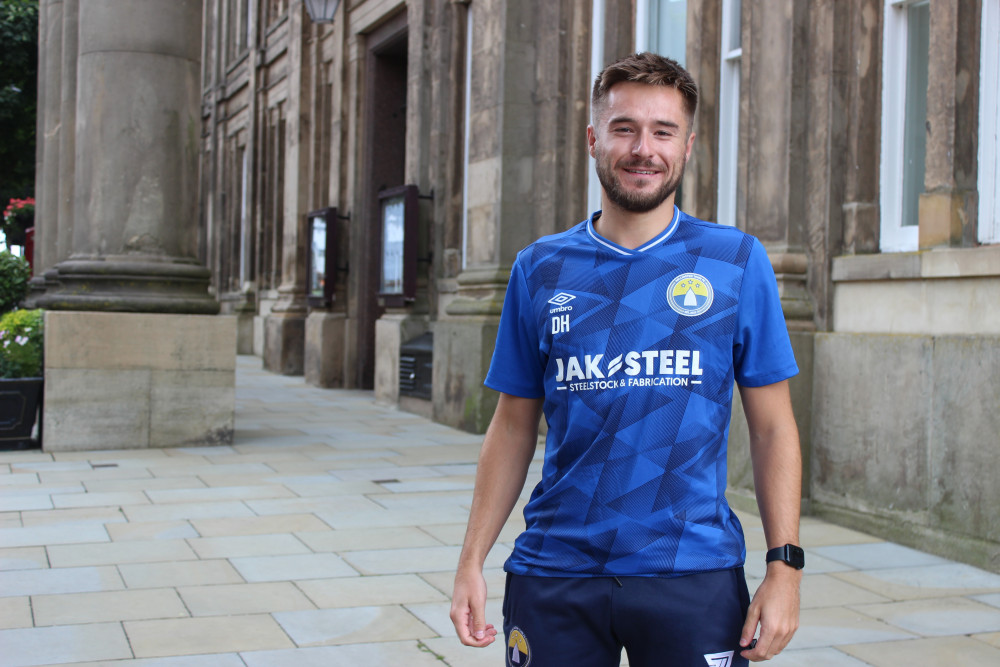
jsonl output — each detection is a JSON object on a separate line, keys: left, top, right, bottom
{"left": 0, "top": 251, "right": 42, "bottom": 449}
{"left": 3, "top": 197, "right": 35, "bottom": 247}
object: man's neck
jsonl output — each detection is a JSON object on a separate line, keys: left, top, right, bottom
{"left": 593, "top": 197, "right": 677, "bottom": 250}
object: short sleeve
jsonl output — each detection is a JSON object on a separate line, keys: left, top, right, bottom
{"left": 732, "top": 238, "right": 799, "bottom": 387}
{"left": 484, "top": 260, "right": 546, "bottom": 398}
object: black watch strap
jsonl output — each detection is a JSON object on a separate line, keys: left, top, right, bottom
{"left": 765, "top": 544, "right": 805, "bottom": 570}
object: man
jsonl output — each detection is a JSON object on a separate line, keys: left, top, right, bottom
{"left": 451, "top": 52, "right": 802, "bottom": 666}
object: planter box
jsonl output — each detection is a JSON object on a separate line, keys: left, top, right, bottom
{"left": 0, "top": 377, "right": 42, "bottom": 450}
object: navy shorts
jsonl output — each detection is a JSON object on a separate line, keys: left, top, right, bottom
{"left": 502, "top": 568, "right": 751, "bottom": 667}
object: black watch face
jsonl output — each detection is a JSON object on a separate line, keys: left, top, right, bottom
{"left": 788, "top": 545, "right": 805, "bottom": 569}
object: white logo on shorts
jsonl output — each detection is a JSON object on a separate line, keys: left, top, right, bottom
{"left": 704, "top": 651, "right": 734, "bottom": 667}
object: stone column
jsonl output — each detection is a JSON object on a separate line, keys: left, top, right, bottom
{"left": 32, "top": 0, "right": 62, "bottom": 290}
{"left": 264, "top": 4, "right": 310, "bottom": 375}
{"left": 37, "top": 0, "right": 235, "bottom": 451}
{"left": 433, "top": 0, "right": 590, "bottom": 431}
{"left": 38, "top": 0, "right": 215, "bottom": 313}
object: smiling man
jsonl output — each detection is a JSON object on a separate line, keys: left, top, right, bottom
{"left": 451, "top": 52, "right": 803, "bottom": 666}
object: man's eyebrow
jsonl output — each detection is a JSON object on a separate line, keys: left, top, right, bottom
{"left": 607, "top": 115, "right": 682, "bottom": 130}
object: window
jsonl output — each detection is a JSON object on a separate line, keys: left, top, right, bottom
{"left": 636, "top": 0, "right": 687, "bottom": 65}
{"left": 980, "top": 0, "right": 1000, "bottom": 244}
{"left": 717, "top": 0, "right": 741, "bottom": 227}
{"left": 880, "top": 0, "right": 929, "bottom": 252}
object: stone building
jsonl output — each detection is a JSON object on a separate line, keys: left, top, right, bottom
{"left": 33, "top": 0, "right": 1000, "bottom": 569}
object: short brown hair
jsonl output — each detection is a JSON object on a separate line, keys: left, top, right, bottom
{"left": 592, "top": 52, "right": 698, "bottom": 126}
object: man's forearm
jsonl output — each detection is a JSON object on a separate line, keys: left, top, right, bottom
{"left": 457, "top": 394, "right": 543, "bottom": 568}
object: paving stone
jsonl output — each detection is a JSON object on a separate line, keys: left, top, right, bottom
{"left": 145, "top": 485, "right": 296, "bottom": 504}
{"left": 33, "top": 653, "right": 249, "bottom": 667}
{"left": 0, "top": 622, "right": 132, "bottom": 666}
{"left": 51, "top": 491, "right": 151, "bottom": 508}
{"left": 801, "top": 573, "right": 892, "bottom": 609}
{"left": 178, "top": 582, "right": 316, "bottom": 616}
{"left": 118, "top": 559, "right": 245, "bottom": 589}
{"left": 47, "top": 538, "right": 198, "bottom": 567}
{"left": 126, "top": 615, "right": 294, "bottom": 658}
{"left": 0, "top": 494, "right": 53, "bottom": 511}
{"left": 0, "top": 483, "right": 83, "bottom": 496}
{"left": 340, "top": 545, "right": 510, "bottom": 575}
{"left": 295, "top": 526, "right": 443, "bottom": 552}
{"left": 812, "top": 542, "right": 951, "bottom": 570}
{"left": 0, "top": 546, "right": 48, "bottom": 571}
{"left": 240, "top": 641, "right": 446, "bottom": 667}
{"left": 833, "top": 563, "right": 1000, "bottom": 601}
{"left": 229, "top": 552, "right": 359, "bottom": 582}
{"left": 190, "top": 513, "right": 331, "bottom": 537}
{"left": 0, "top": 596, "right": 32, "bottom": 629}
{"left": 32, "top": 588, "right": 188, "bottom": 625}
{"left": 766, "top": 647, "right": 874, "bottom": 666}
{"left": 0, "top": 566, "right": 124, "bottom": 597}
{"left": 297, "top": 573, "right": 447, "bottom": 608}
{"left": 82, "top": 476, "right": 206, "bottom": 493}
{"left": 187, "top": 533, "right": 311, "bottom": 559}
{"left": 121, "top": 500, "right": 257, "bottom": 522}
{"left": 840, "top": 635, "right": 1000, "bottom": 666}
{"left": 272, "top": 605, "right": 437, "bottom": 647}
{"left": 851, "top": 596, "right": 1000, "bottom": 636}
{"left": 419, "top": 637, "right": 508, "bottom": 667}
{"left": 106, "top": 520, "right": 200, "bottom": 541}
{"left": 786, "top": 607, "right": 915, "bottom": 650}
{"left": 19, "top": 506, "right": 126, "bottom": 527}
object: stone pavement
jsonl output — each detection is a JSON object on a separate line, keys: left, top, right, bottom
{"left": 1, "top": 355, "right": 999, "bottom": 667}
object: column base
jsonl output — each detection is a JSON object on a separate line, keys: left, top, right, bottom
{"left": 36, "top": 258, "right": 219, "bottom": 314}
{"left": 264, "top": 311, "right": 306, "bottom": 376}
{"left": 432, "top": 317, "right": 500, "bottom": 433}
{"left": 42, "top": 311, "right": 236, "bottom": 451}
{"left": 305, "top": 311, "right": 347, "bottom": 388}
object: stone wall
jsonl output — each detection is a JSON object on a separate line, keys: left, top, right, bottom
{"left": 810, "top": 333, "right": 1000, "bottom": 571}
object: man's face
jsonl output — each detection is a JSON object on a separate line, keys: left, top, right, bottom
{"left": 588, "top": 82, "right": 696, "bottom": 214}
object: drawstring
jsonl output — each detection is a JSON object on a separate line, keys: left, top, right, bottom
{"left": 613, "top": 576, "right": 623, "bottom": 588}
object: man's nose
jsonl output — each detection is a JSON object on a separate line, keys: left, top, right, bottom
{"left": 631, "top": 130, "right": 654, "bottom": 157}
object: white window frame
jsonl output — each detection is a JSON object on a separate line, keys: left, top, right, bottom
{"left": 979, "top": 0, "right": 1000, "bottom": 244}
{"left": 716, "top": 0, "right": 741, "bottom": 227}
{"left": 879, "top": 0, "right": 926, "bottom": 252}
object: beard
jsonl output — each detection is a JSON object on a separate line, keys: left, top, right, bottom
{"left": 594, "top": 150, "right": 685, "bottom": 214}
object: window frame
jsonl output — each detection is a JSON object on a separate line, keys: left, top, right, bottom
{"left": 879, "top": 0, "right": 929, "bottom": 252}
{"left": 716, "top": 0, "right": 741, "bottom": 228}
{"left": 980, "top": 0, "right": 1000, "bottom": 244}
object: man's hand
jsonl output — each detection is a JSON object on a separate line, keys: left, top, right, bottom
{"left": 450, "top": 566, "right": 498, "bottom": 647}
{"left": 739, "top": 562, "right": 801, "bottom": 661}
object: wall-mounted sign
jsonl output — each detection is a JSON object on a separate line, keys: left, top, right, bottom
{"left": 306, "top": 207, "right": 338, "bottom": 306}
{"left": 378, "top": 185, "right": 418, "bottom": 305}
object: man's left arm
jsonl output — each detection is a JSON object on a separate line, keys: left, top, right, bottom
{"left": 738, "top": 379, "right": 802, "bottom": 662}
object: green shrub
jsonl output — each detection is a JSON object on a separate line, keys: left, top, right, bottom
{"left": 0, "top": 308, "right": 43, "bottom": 378}
{"left": 0, "top": 251, "right": 30, "bottom": 313}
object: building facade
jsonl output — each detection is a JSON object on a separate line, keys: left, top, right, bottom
{"left": 32, "top": 0, "right": 999, "bottom": 568}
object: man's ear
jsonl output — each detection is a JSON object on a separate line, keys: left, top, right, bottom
{"left": 587, "top": 125, "right": 597, "bottom": 159}
{"left": 684, "top": 131, "right": 696, "bottom": 162}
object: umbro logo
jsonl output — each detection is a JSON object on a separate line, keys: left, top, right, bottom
{"left": 548, "top": 292, "right": 576, "bottom": 306}
{"left": 704, "top": 651, "right": 734, "bottom": 667}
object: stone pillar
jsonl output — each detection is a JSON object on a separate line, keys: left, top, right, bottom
{"left": 432, "top": 0, "right": 590, "bottom": 432}
{"left": 36, "top": 0, "right": 234, "bottom": 451}
{"left": 918, "top": 0, "right": 980, "bottom": 248}
{"left": 33, "top": 0, "right": 63, "bottom": 290}
{"left": 38, "top": 0, "right": 216, "bottom": 313}
{"left": 264, "top": 5, "right": 310, "bottom": 375}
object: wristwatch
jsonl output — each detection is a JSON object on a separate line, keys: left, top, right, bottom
{"left": 765, "top": 544, "right": 805, "bottom": 570}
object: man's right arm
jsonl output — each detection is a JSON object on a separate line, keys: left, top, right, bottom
{"left": 450, "top": 392, "right": 543, "bottom": 647}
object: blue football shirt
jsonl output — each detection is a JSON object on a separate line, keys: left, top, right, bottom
{"left": 485, "top": 208, "right": 799, "bottom": 577}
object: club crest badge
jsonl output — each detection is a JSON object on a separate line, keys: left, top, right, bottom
{"left": 507, "top": 627, "right": 531, "bottom": 666}
{"left": 667, "top": 272, "right": 714, "bottom": 317}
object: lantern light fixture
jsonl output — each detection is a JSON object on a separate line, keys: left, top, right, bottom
{"left": 303, "top": 0, "right": 341, "bottom": 24}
